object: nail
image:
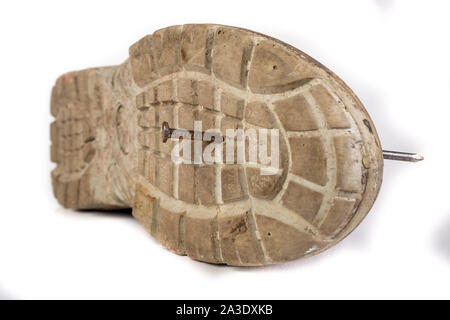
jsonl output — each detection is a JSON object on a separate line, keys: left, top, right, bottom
{"left": 161, "top": 121, "right": 223, "bottom": 143}
{"left": 382, "top": 150, "right": 424, "bottom": 162}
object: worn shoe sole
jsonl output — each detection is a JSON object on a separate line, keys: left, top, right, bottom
{"left": 51, "top": 24, "right": 383, "bottom": 266}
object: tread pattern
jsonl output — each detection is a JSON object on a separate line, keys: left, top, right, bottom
{"left": 129, "top": 25, "right": 370, "bottom": 265}
{"left": 51, "top": 70, "right": 97, "bottom": 208}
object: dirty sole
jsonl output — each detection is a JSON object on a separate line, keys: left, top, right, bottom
{"left": 50, "top": 24, "right": 383, "bottom": 266}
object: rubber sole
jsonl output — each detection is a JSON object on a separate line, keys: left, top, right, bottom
{"left": 51, "top": 24, "right": 383, "bottom": 266}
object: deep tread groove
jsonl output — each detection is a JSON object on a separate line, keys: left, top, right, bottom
{"left": 240, "top": 40, "right": 254, "bottom": 88}
{"left": 204, "top": 28, "right": 215, "bottom": 72}
{"left": 178, "top": 212, "right": 186, "bottom": 253}
{"left": 211, "top": 214, "right": 223, "bottom": 263}
{"left": 247, "top": 209, "right": 267, "bottom": 264}
{"left": 151, "top": 198, "right": 160, "bottom": 236}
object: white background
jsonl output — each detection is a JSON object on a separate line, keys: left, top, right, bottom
{"left": 0, "top": 0, "right": 448, "bottom": 299}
